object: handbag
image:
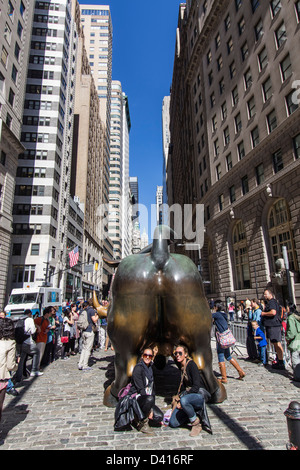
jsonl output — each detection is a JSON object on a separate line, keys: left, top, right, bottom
{"left": 60, "top": 336, "right": 69, "bottom": 343}
{"left": 216, "top": 328, "right": 236, "bottom": 349}
{"left": 171, "top": 359, "right": 191, "bottom": 410}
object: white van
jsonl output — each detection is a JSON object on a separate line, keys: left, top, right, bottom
{"left": 5, "top": 287, "right": 63, "bottom": 320}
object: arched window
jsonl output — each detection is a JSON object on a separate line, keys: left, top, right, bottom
{"left": 268, "top": 199, "right": 298, "bottom": 272}
{"left": 232, "top": 221, "right": 251, "bottom": 290}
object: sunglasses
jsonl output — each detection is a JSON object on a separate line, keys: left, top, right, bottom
{"left": 143, "top": 354, "right": 153, "bottom": 359}
{"left": 174, "top": 351, "right": 183, "bottom": 356}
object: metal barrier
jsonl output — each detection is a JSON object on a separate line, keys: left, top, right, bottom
{"left": 212, "top": 321, "right": 291, "bottom": 366}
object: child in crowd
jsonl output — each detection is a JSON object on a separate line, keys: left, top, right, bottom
{"left": 252, "top": 321, "right": 268, "bottom": 366}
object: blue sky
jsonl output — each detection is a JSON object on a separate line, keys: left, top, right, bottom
{"left": 80, "top": 0, "right": 184, "bottom": 238}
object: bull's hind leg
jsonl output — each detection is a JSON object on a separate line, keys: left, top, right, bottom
{"left": 103, "top": 351, "right": 138, "bottom": 407}
{"left": 192, "top": 346, "right": 227, "bottom": 404}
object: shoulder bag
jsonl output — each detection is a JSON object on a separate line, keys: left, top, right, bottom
{"left": 216, "top": 328, "right": 236, "bottom": 349}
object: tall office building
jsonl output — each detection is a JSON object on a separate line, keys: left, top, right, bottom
{"left": 71, "top": 1, "right": 108, "bottom": 298}
{"left": 162, "top": 95, "right": 170, "bottom": 218}
{"left": 9, "top": 0, "right": 83, "bottom": 300}
{"left": 0, "top": 0, "right": 34, "bottom": 307}
{"left": 168, "top": 0, "right": 300, "bottom": 305}
{"left": 156, "top": 185, "right": 163, "bottom": 226}
{"left": 121, "top": 92, "right": 131, "bottom": 258}
{"left": 108, "top": 80, "right": 131, "bottom": 260}
{"left": 79, "top": 4, "right": 113, "bottom": 280}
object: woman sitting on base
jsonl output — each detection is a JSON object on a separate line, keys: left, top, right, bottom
{"left": 130, "top": 347, "right": 163, "bottom": 434}
{"left": 169, "top": 344, "right": 207, "bottom": 437}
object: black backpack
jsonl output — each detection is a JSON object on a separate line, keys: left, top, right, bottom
{"left": 14, "top": 318, "right": 30, "bottom": 345}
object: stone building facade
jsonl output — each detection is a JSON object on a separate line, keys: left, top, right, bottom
{"left": 168, "top": 0, "right": 300, "bottom": 306}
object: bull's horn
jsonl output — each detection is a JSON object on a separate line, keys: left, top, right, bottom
{"left": 92, "top": 290, "right": 108, "bottom": 318}
{"left": 103, "top": 257, "right": 121, "bottom": 268}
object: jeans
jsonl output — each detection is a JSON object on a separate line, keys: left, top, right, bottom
{"left": 78, "top": 331, "right": 94, "bottom": 368}
{"left": 169, "top": 393, "right": 204, "bottom": 427}
{"left": 216, "top": 342, "right": 232, "bottom": 363}
{"left": 258, "top": 345, "right": 267, "bottom": 365}
{"left": 15, "top": 341, "right": 40, "bottom": 382}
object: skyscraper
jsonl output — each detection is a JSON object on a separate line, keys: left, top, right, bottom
{"left": 108, "top": 80, "right": 131, "bottom": 260}
{"left": 79, "top": 4, "right": 113, "bottom": 282}
{"left": 168, "top": 0, "right": 300, "bottom": 305}
{"left": 0, "top": 0, "right": 35, "bottom": 306}
{"left": 9, "top": 0, "right": 82, "bottom": 299}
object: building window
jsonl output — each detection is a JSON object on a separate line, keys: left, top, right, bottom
{"left": 286, "top": 91, "right": 298, "bottom": 116}
{"left": 270, "top": 0, "right": 282, "bottom": 17}
{"left": 280, "top": 54, "right": 292, "bottom": 82}
{"left": 225, "top": 14, "right": 231, "bottom": 31}
{"left": 227, "top": 37, "right": 234, "bottom": 54}
{"left": 268, "top": 199, "right": 298, "bottom": 272}
{"left": 255, "top": 163, "right": 265, "bottom": 185}
{"left": 275, "top": 22, "right": 287, "bottom": 49}
{"left": 12, "top": 265, "right": 36, "bottom": 284}
{"left": 8, "top": 88, "right": 15, "bottom": 106}
{"left": 244, "top": 68, "right": 252, "bottom": 90}
{"left": 254, "top": 18, "right": 264, "bottom": 41}
{"left": 251, "top": 0, "right": 260, "bottom": 13}
{"left": 267, "top": 109, "right": 277, "bottom": 133}
{"left": 31, "top": 244, "right": 40, "bottom": 256}
{"left": 238, "top": 141, "right": 245, "bottom": 160}
{"left": 241, "top": 42, "right": 249, "bottom": 61}
{"left": 214, "top": 139, "right": 220, "bottom": 157}
{"left": 226, "top": 153, "right": 233, "bottom": 171}
{"left": 247, "top": 96, "right": 256, "bottom": 119}
{"left": 221, "top": 101, "right": 227, "bottom": 120}
{"left": 229, "top": 185, "right": 236, "bottom": 203}
{"left": 1, "top": 47, "right": 8, "bottom": 68}
{"left": 218, "top": 194, "right": 224, "bottom": 211}
{"left": 251, "top": 126, "right": 260, "bottom": 148}
{"left": 0, "top": 151, "right": 6, "bottom": 166}
{"left": 12, "top": 244, "right": 22, "bottom": 256}
{"left": 293, "top": 133, "right": 300, "bottom": 159}
{"left": 241, "top": 175, "right": 249, "bottom": 195}
{"left": 258, "top": 46, "right": 268, "bottom": 71}
{"left": 272, "top": 149, "right": 284, "bottom": 173}
{"left": 238, "top": 17, "right": 245, "bottom": 35}
{"left": 232, "top": 86, "right": 239, "bottom": 106}
{"left": 235, "top": 112, "right": 242, "bottom": 133}
{"left": 295, "top": 1, "right": 300, "bottom": 22}
{"left": 216, "top": 163, "right": 222, "bottom": 180}
{"left": 224, "top": 127, "right": 230, "bottom": 146}
{"left": 262, "top": 76, "right": 272, "bottom": 101}
{"left": 232, "top": 221, "right": 251, "bottom": 290}
{"left": 229, "top": 61, "right": 236, "bottom": 78}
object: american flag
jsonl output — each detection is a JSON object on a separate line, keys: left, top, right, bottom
{"left": 69, "top": 246, "right": 79, "bottom": 268}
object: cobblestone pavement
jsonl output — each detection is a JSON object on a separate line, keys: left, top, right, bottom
{"left": 1, "top": 342, "right": 299, "bottom": 451}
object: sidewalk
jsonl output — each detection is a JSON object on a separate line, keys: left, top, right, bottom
{"left": 1, "top": 343, "right": 299, "bottom": 451}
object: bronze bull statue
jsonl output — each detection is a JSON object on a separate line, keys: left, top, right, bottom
{"left": 94, "top": 225, "right": 227, "bottom": 407}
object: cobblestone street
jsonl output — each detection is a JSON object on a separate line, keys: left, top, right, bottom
{"left": 1, "top": 343, "right": 299, "bottom": 452}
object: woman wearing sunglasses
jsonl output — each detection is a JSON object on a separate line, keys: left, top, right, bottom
{"left": 169, "top": 344, "right": 205, "bottom": 437}
{"left": 130, "top": 347, "right": 163, "bottom": 434}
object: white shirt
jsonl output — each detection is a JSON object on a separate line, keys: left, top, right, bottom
{"left": 24, "top": 317, "right": 36, "bottom": 344}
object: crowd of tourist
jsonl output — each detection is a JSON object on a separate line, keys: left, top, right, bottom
{"left": 1, "top": 287, "right": 299, "bottom": 439}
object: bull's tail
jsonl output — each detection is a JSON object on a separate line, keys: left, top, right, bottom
{"left": 151, "top": 225, "right": 176, "bottom": 270}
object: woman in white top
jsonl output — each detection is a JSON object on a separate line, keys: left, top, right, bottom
{"left": 15, "top": 310, "right": 43, "bottom": 382}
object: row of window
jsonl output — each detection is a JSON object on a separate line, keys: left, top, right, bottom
{"left": 206, "top": 134, "right": 298, "bottom": 221}
{"left": 207, "top": 198, "right": 298, "bottom": 292}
